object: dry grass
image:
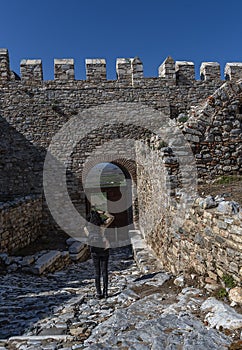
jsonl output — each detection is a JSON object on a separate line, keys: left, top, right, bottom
{"left": 198, "top": 175, "right": 242, "bottom": 206}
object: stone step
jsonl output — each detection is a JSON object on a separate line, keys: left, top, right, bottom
{"left": 8, "top": 335, "right": 74, "bottom": 342}
{"left": 69, "top": 241, "right": 85, "bottom": 254}
{"left": 31, "top": 250, "right": 61, "bottom": 275}
{"left": 70, "top": 245, "right": 89, "bottom": 262}
{"left": 129, "top": 230, "right": 163, "bottom": 274}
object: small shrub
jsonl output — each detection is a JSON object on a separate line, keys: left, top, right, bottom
{"left": 216, "top": 287, "right": 228, "bottom": 299}
{"left": 178, "top": 115, "right": 189, "bottom": 123}
{"left": 157, "top": 140, "right": 168, "bottom": 150}
{"left": 222, "top": 274, "right": 236, "bottom": 289}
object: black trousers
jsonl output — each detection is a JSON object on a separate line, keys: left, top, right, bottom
{"left": 91, "top": 249, "right": 109, "bottom": 296}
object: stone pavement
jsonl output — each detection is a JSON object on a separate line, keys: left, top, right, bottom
{"left": 0, "top": 243, "right": 241, "bottom": 350}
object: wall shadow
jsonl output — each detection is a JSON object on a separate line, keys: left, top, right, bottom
{"left": 0, "top": 115, "right": 45, "bottom": 201}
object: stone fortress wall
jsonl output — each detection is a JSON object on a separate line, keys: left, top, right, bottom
{"left": 0, "top": 195, "right": 42, "bottom": 253}
{"left": 0, "top": 48, "right": 241, "bottom": 283}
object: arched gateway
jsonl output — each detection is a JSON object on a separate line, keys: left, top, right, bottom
{"left": 0, "top": 50, "right": 241, "bottom": 283}
{"left": 83, "top": 161, "right": 136, "bottom": 247}
{"left": 42, "top": 102, "right": 193, "bottom": 248}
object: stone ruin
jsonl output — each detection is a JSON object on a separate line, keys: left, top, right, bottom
{"left": 0, "top": 48, "right": 241, "bottom": 284}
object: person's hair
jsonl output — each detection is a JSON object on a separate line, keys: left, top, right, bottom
{"left": 88, "top": 209, "right": 103, "bottom": 226}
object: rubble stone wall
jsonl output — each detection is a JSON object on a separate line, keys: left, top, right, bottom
{"left": 0, "top": 49, "right": 241, "bottom": 263}
{"left": 145, "top": 198, "right": 242, "bottom": 283}
{"left": 181, "top": 81, "right": 242, "bottom": 179}
{"left": 136, "top": 137, "right": 241, "bottom": 283}
{"left": 1, "top": 53, "right": 241, "bottom": 202}
{"left": 0, "top": 195, "right": 42, "bottom": 253}
{"left": 0, "top": 77, "right": 237, "bottom": 201}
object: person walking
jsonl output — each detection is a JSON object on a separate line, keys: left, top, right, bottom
{"left": 85, "top": 207, "right": 114, "bottom": 299}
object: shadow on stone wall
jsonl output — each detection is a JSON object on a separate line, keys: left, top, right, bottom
{"left": 0, "top": 115, "right": 45, "bottom": 201}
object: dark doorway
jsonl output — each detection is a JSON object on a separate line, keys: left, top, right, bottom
{"left": 84, "top": 162, "right": 133, "bottom": 246}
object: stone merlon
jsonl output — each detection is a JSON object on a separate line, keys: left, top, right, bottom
{"left": 1, "top": 49, "right": 242, "bottom": 83}
{"left": 54, "top": 58, "right": 75, "bottom": 80}
{"left": 85, "top": 58, "right": 106, "bottom": 81}
{"left": 20, "top": 59, "right": 43, "bottom": 82}
{"left": 200, "top": 62, "right": 220, "bottom": 81}
{"left": 0, "top": 48, "right": 10, "bottom": 81}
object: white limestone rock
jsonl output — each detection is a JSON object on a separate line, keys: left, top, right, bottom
{"left": 201, "top": 297, "right": 242, "bottom": 330}
{"left": 229, "top": 287, "right": 242, "bottom": 305}
{"left": 217, "top": 200, "right": 240, "bottom": 215}
{"left": 174, "top": 275, "right": 185, "bottom": 287}
{"left": 199, "top": 195, "right": 217, "bottom": 209}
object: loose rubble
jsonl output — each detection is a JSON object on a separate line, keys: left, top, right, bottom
{"left": 201, "top": 297, "right": 242, "bottom": 330}
{"left": 0, "top": 242, "right": 89, "bottom": 275}
{"left": 199, "top": 195, "right": 240, "bottom": 214}
{"left": 229, "top": 287, "right": 242, "bottom": 305}
{"left": 0, "top": 240, "right": 241, "bottom": 349}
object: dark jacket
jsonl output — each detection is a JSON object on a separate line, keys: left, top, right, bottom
{"left": 86, "top": 210, "right": 114, "bottom": 254}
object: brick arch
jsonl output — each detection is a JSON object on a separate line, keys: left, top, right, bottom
{"left": 81, "top": 156, "right": 138, "bottom": 226}
{"left": 82, "top": 156, "right": 137, "bottom": 184}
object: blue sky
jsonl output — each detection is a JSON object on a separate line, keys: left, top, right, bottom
{"left": 2, "top": 0, "right": 242, "bottom": 80}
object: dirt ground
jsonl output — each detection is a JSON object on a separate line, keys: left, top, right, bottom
{"left": 198, "top": 175, "right": 242, "bottom": 206}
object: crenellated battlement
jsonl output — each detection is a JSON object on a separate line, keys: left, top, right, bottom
{"left": 85, "top": 59, "right": 106, "bottom": 81}
{"left": 54, "top": 59, "right": 75, "bottom": 81}
{"left": 20, "top": 59, "right": 43, "bottom": 82}
{"left": 1, "top": 48, "right": 242, "bottom": 85}
{"left": 0, "top": 48, "right": 10, "bottom": 81}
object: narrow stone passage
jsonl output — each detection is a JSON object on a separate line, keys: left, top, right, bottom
{"left": 0, "top": 247, "right": 134, "bottom": 338}
{"left": 0, "top": 246, "right": 240, "bottom": 349}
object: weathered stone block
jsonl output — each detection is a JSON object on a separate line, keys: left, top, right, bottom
{"left": 20, "top": 59, "right": 43, "bottom": 82}
{"left": 131, "top": 57, "right": 143, "bottom": 81}
{"left": 229, "top": 287, "right": 242, "bottom": 304}
{"left": 225, "top": 63, "right": 242, "bottom": 81}
{"left": 175, "top": 61, "right": 195, "bottom": 84}
{"left": 69, "top": 241, "right": 85, "bottom": 254}
{"left": 229, "top": 225, "right": 242, "bottom": 235}
{"left": 230, "top": 234, "right": 242, "bottom": 244}
{"left": 184, "top": 133, "right": 200, "bottom": 143}
{"left": 32, "top": 250, "right": 61, "bottom": 275}
{"left": 116, "top": 58, "right": 132, "bottom": 81}
{"left": 229, "top": 261, "right": 239, "bottom": 273}
{"left": 216, "top": 219, "right": 228, "bottom": 230}
{"left": 200, "top": 62, "right": 220, "bottom": 81}
{"left": 54, "top": 58, "right": 75, "bottom": 80}
{"left": 159, "top": 56, "right": 176, "bottom": 80}
{"left": 0, "top": 48, "right": 10, "bottom": 81}
{"left": 85, "top": 59, "right": 106, "bottom": 81}
{"left": 70, "top": 246, "right": 89, "bottom": 262}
